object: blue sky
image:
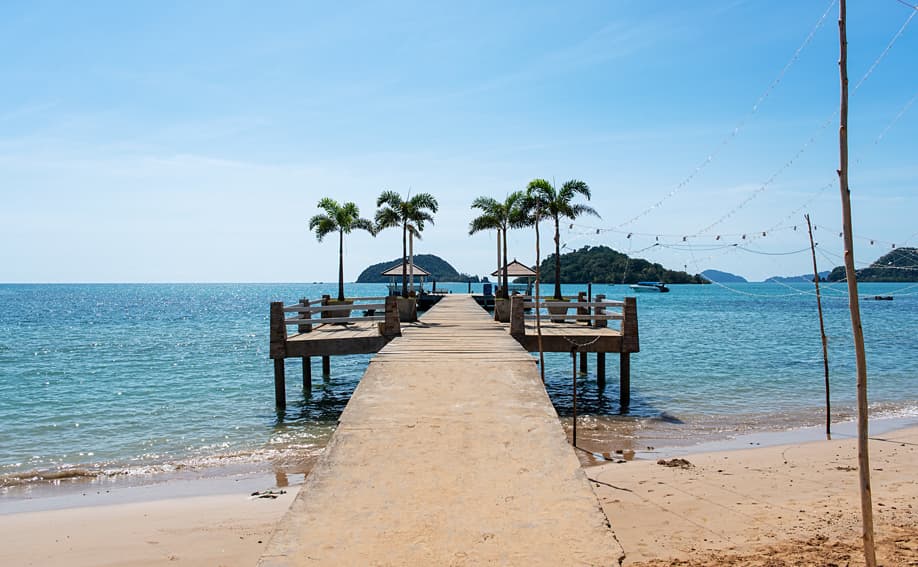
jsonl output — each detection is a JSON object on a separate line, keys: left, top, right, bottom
{"left": 1, "top": 0, "right": 915, "bottom": 282}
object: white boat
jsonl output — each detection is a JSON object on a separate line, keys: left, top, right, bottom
{"left": 629, "top": 281, "right": 670, "bottom": 293}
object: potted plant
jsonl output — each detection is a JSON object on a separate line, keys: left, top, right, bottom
{"left": 545, "top": 299, "right": 571, "bottom": 323}
{"left": 396, "top": 295, "right": 418, "bottom": 322}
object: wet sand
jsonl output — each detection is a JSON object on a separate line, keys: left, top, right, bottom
{"left": 1, "top": 425, "right": 916, "bottom": 566}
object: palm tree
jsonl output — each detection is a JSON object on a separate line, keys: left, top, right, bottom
{"left": 525, "top": 179, "right": 600, "bottom": 300}
{"left": 469, "top": 191, "right": 525, "bottom": 299}
{"left": 308, "top": 198, "right": 375, "bottom": 302}
{"left": 375, "top": 190, "right": 439, "bottom": 297}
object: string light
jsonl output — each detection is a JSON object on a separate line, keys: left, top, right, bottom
{"left": 611, "top": 0, "right": 838, "bottom": 231}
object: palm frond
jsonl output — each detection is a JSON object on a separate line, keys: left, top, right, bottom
{"left": 567, "top": 203, "right": 601, "bottom": 220}
{"left": 562, "top": 179, "right": 591, "bottom": 200}
{"left": 317, "top": 197, "right": 340, "bottom": 217}
{"left": 409, "top": 192, "right": 439, "bottom": 213}
{"left": 308, "top": 214, "right": 337, "bottom": 242}
{"left": 350, "top": 217, "right": 377, "bottom": 235}
{"left": 469, "top": 214, "right": 501, "bottom": 235}
{"left": 376, "top": 190, "right": 402, "bottom": 208}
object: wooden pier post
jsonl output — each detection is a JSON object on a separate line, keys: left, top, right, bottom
{"left": 593, "top": 293, "right": 607, "bottom": 386}
{"left": 269, "top": 301, "right": 287, "bottom": 408}
{"left": 382, "top": 295, "right": 401, "bottom": 337}
{"left": 597, "top": 353, "right": 606, "bottom": 387}
{"left": 620, "top": 297, "right": 639, "bottom": 411}
{"left": 619, "top": 353, "right": 630, "bottom": 410}
{"left": 274, "top": 359, "right": 286, "bottom": 407}
{"left": 322, "top": 356, "right": 331, "bottom": 376}
{"left": 303, "top": 357, "right": 312, "bottom": 392}
{"left": 510, "top": 295, "right": 525, "bottom": 337}
{"left": 296, "top": 298, "right": 313, "bottom": 394}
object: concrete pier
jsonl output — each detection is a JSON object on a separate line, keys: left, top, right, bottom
{"left": 259, "top": 294, "right": 620, "bottom": 566}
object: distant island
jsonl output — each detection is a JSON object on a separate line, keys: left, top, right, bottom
{"left": 701, "top": 269, "right": 747, "bottom": 283}
{"left": 826, "top": 247, "right": 918, "bottom": 282}
{"left": 765, "top": 271, "right": 830, "bottom": 283}
{"left": 356, "top": 254, "right": 480, "bottom": 283}
{"left": 526, "top": 245, "right": 707, "bottom": 284}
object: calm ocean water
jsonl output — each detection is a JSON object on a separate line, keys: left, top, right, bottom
{"left": 1, "top": 282, "right": 916, "bottom": 495}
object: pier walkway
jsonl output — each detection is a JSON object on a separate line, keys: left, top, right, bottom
{"left": 259, "top": 294, "right": 620, "bottom": 566}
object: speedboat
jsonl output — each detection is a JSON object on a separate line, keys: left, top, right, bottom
{"left": 629, "top": 281, "right": 670, "bottom": 293}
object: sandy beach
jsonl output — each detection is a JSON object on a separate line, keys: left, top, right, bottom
{"left": 0, "top": 483, "right": 299, "bottom": 567}
{"left": 590, "top": 425, "right": 918, "bottom": 565}
{"left": 1, "top": 425, "right": 915, "bottom": 566}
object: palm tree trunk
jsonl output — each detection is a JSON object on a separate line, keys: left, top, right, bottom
{"left": 338, "top": 229, "right": 345, "bottom": 301}
{"left": 401, "top": 222, "right": 408, "bottom": 297}
{"left": 553, "top": 216, "right": 562, "bottom": 300}
{"left": 496, "top": 228, "right": 502, "bottom": 296}
{"left": 502, "top": 225, "right": 509, "bottom": 299}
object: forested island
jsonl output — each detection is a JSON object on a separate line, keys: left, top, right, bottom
{"left": 826, "top": 247, "right": 918, "bottom": 282}
{"left": 355, "top": 254, "right": 479, "bottom": 283}
{"left": 523, "top": 246, "right": 706, "bottom": 284}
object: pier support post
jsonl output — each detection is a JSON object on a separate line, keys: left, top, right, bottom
{"left": 510, "top": 295, "right": 525, "bottom": 337}
{"left": 597, "top": 352, "right": 606, "bottom": 387}
{"left": 274, "top": 359, "right": 286, "bottom": 408}
{"left": 382, "top": 295, "right": 401, "bottom": 337}
{"left": 322, "top": 356, "right": 331, "bottom": 376}
{"left": 579, "top": 351, "right": 587, "bottom": 374}
{"left": 270, "top": 301, "right": 288, "bottom": 408}
{"left": 620, "top": 353, "right": 630, "bottom": 410}
{"left": 302, "top": 357, "right": 312, "bottom": 393}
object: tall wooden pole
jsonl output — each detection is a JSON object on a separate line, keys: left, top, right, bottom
{"left": 535, "top": 209, "right": 545, "bottom": 383}
{"left": 838, "top": 2, "right": 876, "bottom": 564}
{"left": 805, "top": 214, "right": 831, "bottom": 440}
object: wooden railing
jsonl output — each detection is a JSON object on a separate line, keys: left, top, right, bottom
{"left": 270, "top": 295, "right": 401, "bottom": 357}
{"left": 509, "top": 294, "right": 639, "bottom": 353}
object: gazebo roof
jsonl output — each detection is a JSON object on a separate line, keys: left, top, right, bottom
{"left": 491, "top": 259, "right": 537, "bottom": 278}
{"left": 381, "top": 261, "right": 431, "bottom": 277}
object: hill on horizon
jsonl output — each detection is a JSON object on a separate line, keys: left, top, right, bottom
{"left": 356, "top": 254, "right": 479, "bottom": 283}
{"left": 701, "top": 269, "right": 747, "bottom": 283}
{"left": 523, "top": 245, "right": 706, "bottom": 284}
{"left": 765, "top": 271, "right": 830, "bottom": 283}
{"left": 826, "top": 247, "right": 918, "bottom": 282}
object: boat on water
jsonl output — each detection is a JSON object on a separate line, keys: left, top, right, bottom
{"left": 630, "top": 281, "right": 670, "bottom": 293}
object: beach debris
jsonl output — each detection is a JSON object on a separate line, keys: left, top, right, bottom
{"left": 657, "top": 458, "right": 693, "bottom": 469}
{"left": 251, "top": 489, "right": 287, "bottom": 499}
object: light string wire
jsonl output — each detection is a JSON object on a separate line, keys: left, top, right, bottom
{"left": 691, "top": 5, "right": 916, "bottom": 237}
{"left": 611, "top": 0, "right": 838, "bottom": 231}
{"left": 565, "top": 5, "right": 917, "bottom": 255}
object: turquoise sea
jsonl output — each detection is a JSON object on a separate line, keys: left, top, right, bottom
{"left": 1, "top": 282, "right": 916, "bottom": 499}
